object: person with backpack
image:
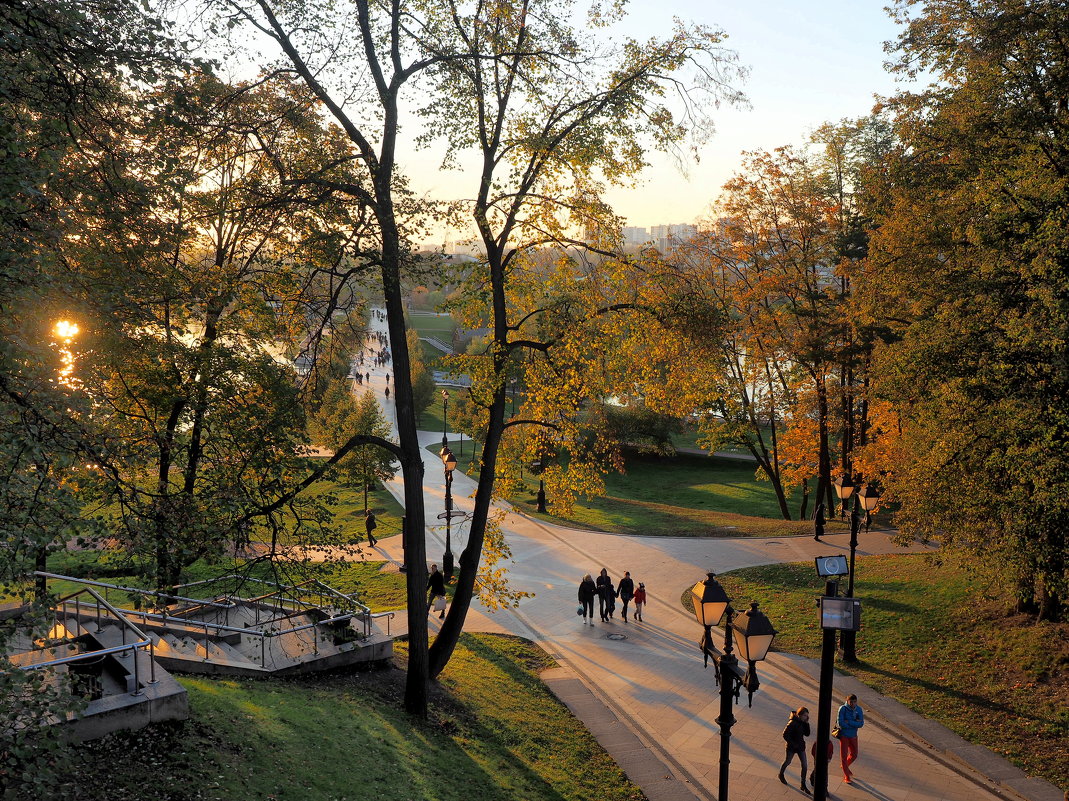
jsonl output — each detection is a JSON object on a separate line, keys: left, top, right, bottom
{"left": 364, "top": 509, "right": 378, "bottom": 547}
{"left": 779, "top": 706, "right": 812, "bottom": 795}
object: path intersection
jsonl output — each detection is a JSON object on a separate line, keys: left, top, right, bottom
{"left": 352, "top": 314, "right": 1061, "bottom": 801}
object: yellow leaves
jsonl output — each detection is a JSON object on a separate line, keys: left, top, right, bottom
{"left": 476, "top": 508, "right": 534, "bottom": 610}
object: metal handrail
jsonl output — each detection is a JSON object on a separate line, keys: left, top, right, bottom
{"left": 33, "top": 573, "right": 382, "bottom": 668}
{"left": 34, "top": 572, "right": 233, "bottom": 611}
{"left": 20, "top": 585, "right": 156, "bottom": 693}
{"left": 20, "top": 641, "right": 148, "bottom": 672}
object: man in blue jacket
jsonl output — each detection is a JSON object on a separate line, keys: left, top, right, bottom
{"left": 837, "top": 694, "right": 865, "bottom": 783}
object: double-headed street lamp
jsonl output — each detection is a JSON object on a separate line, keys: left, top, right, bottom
{"left": 831, "top": 475, "right": 880, "bottom": 662}
{"left": 691, "top": 573, "right": 777, "bottom": 801}
{"left": 440, "top": 445, "right": 458, "bottom": 581}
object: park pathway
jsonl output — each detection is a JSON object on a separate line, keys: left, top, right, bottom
{"left": 351, "top": 311, "right": 1061, "bottom": 801}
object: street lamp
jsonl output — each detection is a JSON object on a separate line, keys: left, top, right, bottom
{"left": 832, "top": 473, "right": 854, "bottom": 520}
{"left": 441, "top": 389, "right": 449, "bottom": 451}
{"left": 691, "top": 573, "right": 777, "bottom": 801}
{"left": 856, "top": 484, "right": 880, "bottom": 533}
{"left": 440, "top": 445, "right": 458, "bottom": 581}
{"left": 838, "top": 480, "right": 880, "bottom": 664}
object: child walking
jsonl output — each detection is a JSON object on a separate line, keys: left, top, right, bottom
{"left": 633, "top": 582, "right": 647, "bottom": 621}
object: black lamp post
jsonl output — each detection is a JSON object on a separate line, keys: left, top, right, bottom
{"left": 834, "top": 477, "right": 880, "bottom": 663}
{"left": 691, "top": 573, "right": 777, "bottom": 801}
{"left": 440, "top": 445, "right": 458, "bottom": 581}
{"left": 441, "top": 389, "right": 449, "bottom": 451}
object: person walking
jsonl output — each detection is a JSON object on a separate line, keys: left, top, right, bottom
{"left": 778, "top": 706, "right": 812, "bottom": 795}
{"left": 595, "top": 568, "right": 615, "bottom": 622}
{"left": 809, "top": 736, "right": 834, "bottom": 789}
{"left": 428, "top": 564, "right": 446, "bottom": 619}
{"left": 837, "top": 694, "right": 865, "bottom": 783}
{"left": 364, "top": 509, "right": 378, "bottom": 547}
{"left": 617, "top": 571, "right": 635, "bottom": 622}
{"left": 633, "top": 582, "right": 647, "bottom": 621}
{"left": 814, "top": 503, "right": 825, "bottom": 542}
{"left": 578, "top": 574, "right": 597, "bottom": 624}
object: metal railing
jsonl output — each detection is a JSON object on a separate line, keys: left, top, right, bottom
{"left": 33, "top": 573, "right": 383, "bottom": 671}
{"left": 17, "top": 585, "right": 156, "bottom": 696}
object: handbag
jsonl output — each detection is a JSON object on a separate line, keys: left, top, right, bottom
{"left": 576, "top": 605, "right": 584, "bottom": 616}
{"left": 831, "top": 726, "right": 842, "bottom": 739}
{"left": 432, "top": 596, "right": 447, "bottom": 612}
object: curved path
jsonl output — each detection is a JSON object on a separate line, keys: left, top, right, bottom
{"left": 350, "top": 313, "right": 1060, "bottom": 801}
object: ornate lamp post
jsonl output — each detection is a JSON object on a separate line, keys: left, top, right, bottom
{"left": 440, "top": 446, "right": 458, "bottom": 581}
{"left": 691, "top": 573, "right": 777, "bottom": 801}
{"left": 836, "top": 477, "right": 881, "bottom": 663}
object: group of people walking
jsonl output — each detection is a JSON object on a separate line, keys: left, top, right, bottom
{"left": 577, "top": 568, "right": 647, "bottom": 624}
{"left": 779, "top": 694, "right": 865, "bottom": 794}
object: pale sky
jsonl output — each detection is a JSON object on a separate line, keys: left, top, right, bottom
{"left": 603, "top": 0, "right": 906, "bottom": 229}
{"left": 209, "top": 0, "right": 907, "bottom": 242}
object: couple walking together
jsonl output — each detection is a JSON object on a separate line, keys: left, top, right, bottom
{"left": 577, "top": 568, "right": 646, "bottom": 624}
{"left": 779, "top": 694, "right": 865, "bottom": 794}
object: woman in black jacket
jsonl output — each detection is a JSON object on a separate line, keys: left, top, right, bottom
{"left": 577, "top": 574, "right": 597, "bottom": 624}
{"left": 779, "top": 706, "right": 812, "bottom": 795}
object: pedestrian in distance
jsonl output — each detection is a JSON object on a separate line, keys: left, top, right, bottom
{"left": 814, "top": 502, "right": 825, "bottom": 542}
{"left": 428, "top": 564, "right": 446, "bottom": 619}
{"left": 837, "top": 694, "right": 865, "bottom": 783}
{"left": 595, "top": 568, "right": 615, "bottom": 621}
{"left": 809, "top": 736, "right": 834, "bottom": 789}
{"left": 365, "top": 509, "right": 378, "bottom": 547}
{"left": 779, "top": 706, "right": 812, "bottom": 795}
{"left": 617, "top": 571, "right": 635, "bottom": 622}
{"left": 633, "top": 582, "right": 647, "bottom": 621}
{"left": 577, "top": 574, "right": 597, "bottom": 624}
{"left": 384, "top": 386, "right": 390, "bottom": 399}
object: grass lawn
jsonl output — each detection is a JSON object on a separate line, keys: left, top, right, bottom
{"left": 424, "top": 443, "right": 828, "bottom": 537}
{"left": 687, "top": 554, "right": 1069, "bottom": 789}
{"left": 57, "top": 631, "right": 643, "bottom": 801}
{"left": 408, "top": 311, "right": 457, "bottom": 341}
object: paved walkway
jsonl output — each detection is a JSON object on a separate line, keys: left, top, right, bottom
{"left": 353, "top": 312, "right": 1063, "bottom": 801}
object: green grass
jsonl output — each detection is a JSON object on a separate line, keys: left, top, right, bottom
{"left": 538, "top": 452, "right": 821, "bottom": 537}
{"left": 408, "top": 311, "right": 457, "bottom": 341}
{"left": 58, "top": 634, "right": 645, "bottom": 801}
{"left": 685, "top": 555, "right": 1069, "bottom": 789}
{"left": 424, "top": 444, "right": 827, "bottom": 537}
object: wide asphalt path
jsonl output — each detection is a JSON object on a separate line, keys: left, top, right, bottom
{"left": 355, "top": 312, "right": 1062, "bottom": 801}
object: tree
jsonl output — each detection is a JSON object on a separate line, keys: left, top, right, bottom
{"left": 407, "top": 328, "right": 436, "bottom": 425}
{"left": 0, "top": 0, "right": 182, "bottom": 788}
{"left": 209, "top": 0, "right": 744, "bottom": 709}
{"left": 62, "top": 72, "right": 379, "bottom": 587}
{"left": 311, "top": 384, "right": 395, "bottom": 512}
{"left": 861, "top": 0, "right": 1069, "bottom": 620}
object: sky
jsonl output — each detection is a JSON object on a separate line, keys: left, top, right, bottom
{"left": 209, "top": 0, "right": 910, "bottom": 243}
{"left": 600, "top": 0, "right": 907, "bottom": 229}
